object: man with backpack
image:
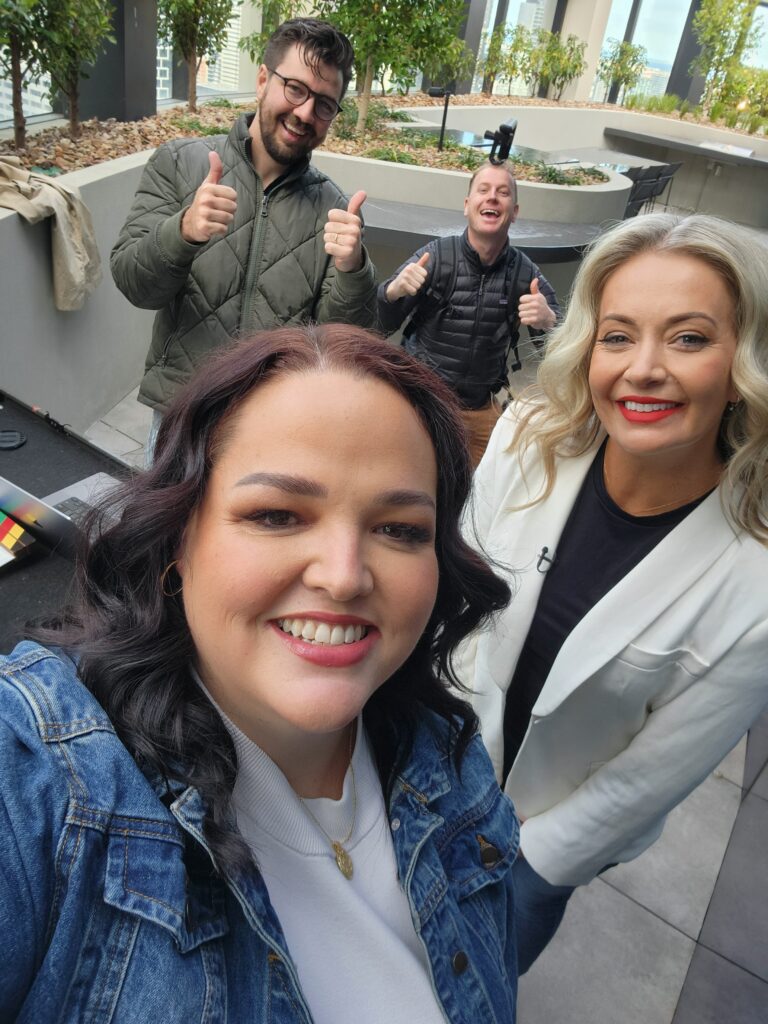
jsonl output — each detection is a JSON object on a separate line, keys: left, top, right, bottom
{"left": 377, "top": 161, "right": 559, "bottom": 466}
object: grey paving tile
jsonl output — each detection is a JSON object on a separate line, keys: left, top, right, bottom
{"left": 698, "top": 792, "right": 768, "bottom": 981}
{"left": 117, "top": 447, "right": 149, "bottom": 470}
{"left": 517, "top": 878, "right": 695, "bottom": 1024}
{"left": 753, "top": 763, "right": 768, "bottom": 803}
{"left": 101, "top": 392, "right": 153, "bottom": 445}
{"left": 745, "top": 707, "right": 768, "bottom": 794}
{"left": 672, "top": 945, "right": 768, "bottom": 1024}
{"left": 83, "top": 420, "right": 143, "bottom": 457}
{"left": 713, "top": 734, "right": 747, "bottom": 788}
{"left": 601, "top": 771, "right": 741, "bottom": 939}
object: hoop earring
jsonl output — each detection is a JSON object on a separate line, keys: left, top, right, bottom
{"left": 160, "top": 560, "right": 183, "bottom": 598}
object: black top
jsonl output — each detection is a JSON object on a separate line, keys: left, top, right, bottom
{"left": 502, "top": 442, "right": 710, "bottom": 778}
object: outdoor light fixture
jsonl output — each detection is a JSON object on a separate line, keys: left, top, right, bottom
{"left": 484, "top": 119, "right": 518, "bottom": 164}
{"left": 427, "top": 86, "right": 453, "bottom": 151}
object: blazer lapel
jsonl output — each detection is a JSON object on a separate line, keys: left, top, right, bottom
{"left": 535, "top": 489, "right": 739, "bottom": 715}
{"left": 479, "top": 448, "right": 596, "bottom": 692}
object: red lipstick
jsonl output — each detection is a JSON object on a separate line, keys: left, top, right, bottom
{"left": 617, "top": 398, "right": 683, "bottom": 423}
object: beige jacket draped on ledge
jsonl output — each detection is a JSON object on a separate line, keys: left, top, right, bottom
{"left": 0, "top": 156, "right": 101, "bottom": 311}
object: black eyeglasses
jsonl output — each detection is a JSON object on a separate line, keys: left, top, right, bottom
{"left": 266, "top": 67, "right": 343, "bottom": 122}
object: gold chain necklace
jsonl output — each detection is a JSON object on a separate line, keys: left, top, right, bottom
{"left": 603, "top": 465, "right": 718, "bottom": 516}
{"left": 298, "top": 728, "right": 357, "bottom": 880}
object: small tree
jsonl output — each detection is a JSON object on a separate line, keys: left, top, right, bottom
{"left": 314, "top": 0, "right": 391, "bottom": 129}
{"left": 0, "top": 0, "right": 45, "bottom": 149}
{"left": 524, "top": 29, "right": 552, "bottom": 97}
{"left": 158, "top": 0, "right": 241, "bottom": 113}
{"left": 545, "top": 33, "right": 587, "bottom": 101}
{"left": 596, "top": 38, "right": 647, "bottom": 103}
{"left": 742, "top": 66, "right": 768, "bottom": 116}
{"left": 501, "top": 24, "right": 532, "bottom": 97}
{"left": 691, "top": 0, "right": 762, "bottom": 115}
{"left": 240, "top": 0, "right": 302, "bottom": 65}
{"left": 479, "top": 22, "right": 507, "bottom": 95}
{"left": 316, "top": 0, "right": 466, "bottom": 132}
{"left": 415, "top": 36, "right": 475, "bottom": 93}
{"left": 37, "top": 0, "right": 115, "bottom": 138}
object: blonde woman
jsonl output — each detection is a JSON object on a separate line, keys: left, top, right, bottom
{"left": 459, "top": 213, "right": 768, "bottom": 972}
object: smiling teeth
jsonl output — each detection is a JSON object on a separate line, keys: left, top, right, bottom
{"left": 623, "top": 401, "right": 678, "bottom": 412}
{"left": 277, "top": 618, "right": 367, "bottom": 645}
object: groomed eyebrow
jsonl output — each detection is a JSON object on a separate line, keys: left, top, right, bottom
{"left": 235, "top": 472, "right": 326, "bottom": 496}
{"left": 374, "top": 489, "right": 436, "bottom": 511}
{"left": 234, "top": 474, "right": 435, "bottom": 510}
{"left": 598, "top": 311, "right": 718, "bottom": 327}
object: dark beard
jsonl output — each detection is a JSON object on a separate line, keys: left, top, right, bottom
{"left": 258, "top": 108, "right": 316, "bottom": 166}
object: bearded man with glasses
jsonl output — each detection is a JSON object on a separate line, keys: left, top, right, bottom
{"left": 112, "top": 19, "right": 377, "bottom": 447}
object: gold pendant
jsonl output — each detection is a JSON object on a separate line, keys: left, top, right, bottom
{"left": 332, "top": 841, "right": 353, "bottom": 880}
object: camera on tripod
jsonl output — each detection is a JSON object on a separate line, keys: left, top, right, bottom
{"left": 483, "top": 119, "right": 518, "bottom": 164}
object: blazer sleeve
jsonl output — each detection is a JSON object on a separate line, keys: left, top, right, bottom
{"left": 463, "top": 406, "right": 520, "bottom": 550}
{"left": 520, "top": 615, "right": 768, "bottom": 886}
{"left": 453, "top": 409, "right": 519, "bottom": 694}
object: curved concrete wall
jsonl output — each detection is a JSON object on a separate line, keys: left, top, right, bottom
{"left": 312, "top": 151, "right": 630, "bottom": 224}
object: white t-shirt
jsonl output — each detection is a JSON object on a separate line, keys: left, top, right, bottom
{"left": 222, "top": 714, "right": 447, "bottom": 1024}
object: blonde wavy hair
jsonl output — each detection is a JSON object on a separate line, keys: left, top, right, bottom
{"left": 511, "top": 213, "right": 768, "bottom": 543}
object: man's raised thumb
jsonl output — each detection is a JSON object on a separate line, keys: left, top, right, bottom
{"left": 347, "top": 190, "right": 366, "bottom": 217}
{"left": 205, "top": 151, "right": 223, "bottom": 184}
{"left": 530, "top": 277, "right": 540, "bottom": 295}
{"left": 417, "top": 252, "right": 430, "bottom": 269}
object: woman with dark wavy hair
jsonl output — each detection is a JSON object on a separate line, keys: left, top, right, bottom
{"left": 0, "top": 324, "right": 516, "bottom": 1024}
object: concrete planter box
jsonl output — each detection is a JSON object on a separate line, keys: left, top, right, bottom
{"left": 313, "top": 150, "right": 630, "bottom": 225}
{"left": 0, "top": 150, "right": 154, "bottom": 433}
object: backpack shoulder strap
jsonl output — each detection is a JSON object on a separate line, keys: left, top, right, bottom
{"left": 489, "top": 248, "right": 528, "bottom": 373}
{"left": 424, "top": 234, "right": 460, "bottom": 310}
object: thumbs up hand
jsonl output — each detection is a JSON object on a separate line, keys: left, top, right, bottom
{"left": 324, "top": 190, "right": 367, "bottom": 272}
{"left": 180, "top": 150, "right": 239, "bottom": 243}
{"left": 518, "top": 276, "right": 556, "bottom": 329}
{"left": 385, "top": 251, "right": 431, "bottom": 302}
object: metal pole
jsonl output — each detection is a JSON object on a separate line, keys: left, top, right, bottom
{"left": 438, "top": 92, "right": 450, "bottom": 151}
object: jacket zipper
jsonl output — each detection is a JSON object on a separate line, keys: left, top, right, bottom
{"left": 464, "top": 273, "right": 486, "bottom": 378}
{"left": 240, "top": 182, "right": 268, "bottom": 336}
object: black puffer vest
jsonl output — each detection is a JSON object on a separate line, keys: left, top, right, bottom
{"left": 403, "top": 232, "right": 539, "bottom": 408}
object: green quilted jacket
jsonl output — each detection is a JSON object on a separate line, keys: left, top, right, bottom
{"left": 110, "top": 114, "right": 378, "bottom": 411}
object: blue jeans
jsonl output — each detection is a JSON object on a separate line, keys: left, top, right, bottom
{"left": 513, "top": 855, "right": 575, "bottom": 974}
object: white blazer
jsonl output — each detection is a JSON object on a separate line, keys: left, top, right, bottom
{"left": 459, "top": 409, "right": 768, "bottom": 887}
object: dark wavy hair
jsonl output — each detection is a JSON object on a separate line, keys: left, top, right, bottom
{"left": 263, "top": 18, "right": 355, "bottom": 97}
{"left": 51, "top": 326, "right": 510, "bottom": 873}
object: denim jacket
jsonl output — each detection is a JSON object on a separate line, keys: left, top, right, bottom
{"left": 0, "top": 643, "right": 519, "bottom": 1023}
